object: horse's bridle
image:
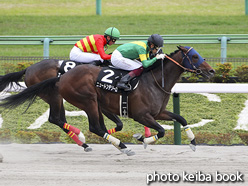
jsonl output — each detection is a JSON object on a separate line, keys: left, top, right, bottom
{"left": 165, "top": 47, "right": 202, "bottom": 75}
{"left": 151, "top": 47, "right": 203, "bottom": 94}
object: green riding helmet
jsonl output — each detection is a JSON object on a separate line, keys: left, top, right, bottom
{"left": 104, "top": 27, "right": 120, "bottom": 40}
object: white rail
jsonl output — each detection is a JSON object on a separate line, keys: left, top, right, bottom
{"left": 172, "top": 83, "right": 248, "bottom": 94}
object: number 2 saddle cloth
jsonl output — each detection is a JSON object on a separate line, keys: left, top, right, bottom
{"left": 96, "top": 67, "right": 140, "bottom": 93}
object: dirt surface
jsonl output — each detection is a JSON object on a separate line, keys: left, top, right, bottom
{"left": 0, "top": 143, "right": 247, "bottom": 186}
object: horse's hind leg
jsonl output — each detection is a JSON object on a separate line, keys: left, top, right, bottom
{"left": 155, "top": 110, "right": 196, "bottom": 151}
{"left": 85, "top": 102, "right": 135, "bottom": 156}
{"left": 45, "top": 96, "right": 90, "bottom": 151}
{"left": 59, "top": 102, "right": 67, "bottom": 123}
{"left": 98, "top": 107, "right": 108, "bottom": 132}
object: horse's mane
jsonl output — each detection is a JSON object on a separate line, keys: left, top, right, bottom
{"left": 167, "top": 49, "right": 180, "bottom": 56}
{"left": 143, "top": 49, "right": 180, "bottom": 73}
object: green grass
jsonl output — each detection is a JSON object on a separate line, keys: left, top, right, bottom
{"left": 0, "top": 0, "right": 245, "bottom": 16}
{"left": 0, "top": 0, "right": 247, "bottom": 57}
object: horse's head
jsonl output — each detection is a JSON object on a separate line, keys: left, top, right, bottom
{"left": 177, "top": 46, "right": 215, "bottom": 79}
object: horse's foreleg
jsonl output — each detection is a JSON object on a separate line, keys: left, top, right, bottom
{"left": 133, "top": 114, "right": 165, "bottom": 148}
{"left": 102, "top": 110, "right": 123, "bottom": 134}
{"left": 155, "top": 110, "right": 196, "bottom": 151}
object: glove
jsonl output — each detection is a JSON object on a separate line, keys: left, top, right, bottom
{"left": 155, "top": 54, "right": 166, "bottom": 60}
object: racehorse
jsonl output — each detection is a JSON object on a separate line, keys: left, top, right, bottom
{"left": 0, "top": 59, "right": 123, "bottom": 151}
{"left": 0, "top": 46, "right": 215, "bottom": 155}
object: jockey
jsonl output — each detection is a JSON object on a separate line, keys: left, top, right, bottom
{"left": 111, "top": 34, "right": 165, "bottom": 90}
{"left": 70, "top": 27, "right": 120, "bottom": 65}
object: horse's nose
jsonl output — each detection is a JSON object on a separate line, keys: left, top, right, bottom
{"left": 209, "top": 69, "right": 215, "bottom": 76}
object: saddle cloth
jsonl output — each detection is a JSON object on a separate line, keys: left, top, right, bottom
{"left": 96, "top": 67, "right": 139, "bottom": 93}
{"left": 96, "top": 67, "right": 140, "bottom": 118}
{"left": 58, "top": 60, "right": 83, "bottom": 75}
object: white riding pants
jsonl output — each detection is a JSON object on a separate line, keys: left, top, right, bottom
{"left": 111, "top": 49, "right": 143, "bottom": 71}
{"left": 69, "top": 46, "right": 104, "bottom": 63}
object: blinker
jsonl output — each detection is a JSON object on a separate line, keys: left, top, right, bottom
{"left": 183, "top": 46, "right": 205, "bottom": 70}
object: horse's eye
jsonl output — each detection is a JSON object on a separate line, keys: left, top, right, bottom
{"left": 193, "top": 56, "right": 198, "bottom": 59}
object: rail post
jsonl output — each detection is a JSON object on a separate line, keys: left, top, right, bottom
{"left": 173, "top": 93, "right": 181, "bottom": 145}
{"left": 96, "top": 0, "right": 102, "bottom": 15}
{"left": 246, "top": 0, "right": 248, "bottom": 15}
{"left": 218, "top": 36, "right": 230, "bottom": 63}
{"left": 41, "top": 38, "right": 52, "bottom": 59}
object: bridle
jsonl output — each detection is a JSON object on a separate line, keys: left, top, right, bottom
{"left": 151, "top": 47, "right": 203, "bottom": 94}
{"left": 165, "top": 47, "right": 202, "bottom": 75}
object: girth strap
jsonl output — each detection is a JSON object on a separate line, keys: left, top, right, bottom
{"left": 119, "top": 91, "right": 128, "bottom": 117}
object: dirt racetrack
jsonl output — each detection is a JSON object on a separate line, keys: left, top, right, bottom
{"left": 0, "top": 143, "right": 247, "bottom": 186}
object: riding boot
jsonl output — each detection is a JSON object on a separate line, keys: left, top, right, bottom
{"left": 90, "top": 60, "right": 102, "bottom": 66}
{"left": 102, "top": 60, "right": 111, "bottom": 67}
{"left": 117, "top": 72, "right": 135, "bottom": 90}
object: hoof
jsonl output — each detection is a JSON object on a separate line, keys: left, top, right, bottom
{"left": 84, "top": 147, "right": 93, "bottom": 152}
{"left": 133, "top": 133, "right": 142, "bottom": 140}
{"left": 190, "top": 139, "right": 196, "bottom": 152}
{"left": 189, "top": 144, "right": 196, "bottom": 152}
{"left": 120, "top": 148, "right": 135, "bottom": 156}
{"left": 143, "top": 142, "right": 148, "bottom": 149}
{"left": 0, "top": 153, "right": 3, "bottom": 163}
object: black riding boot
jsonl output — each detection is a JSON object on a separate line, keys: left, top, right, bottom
{"left": 117, "top": 73, "right": 134, "bottom": 90}
{"left": 90, "top": 60, "right": 102, "bottom": 66}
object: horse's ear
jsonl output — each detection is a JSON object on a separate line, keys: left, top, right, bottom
{"left": 177, "top": 45, "right": 182, "bottom": 50}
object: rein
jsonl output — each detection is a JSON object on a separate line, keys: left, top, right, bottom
{"left": 165, "top": 51, "right": 196, "bottom": 73}
{"left": 151, "top": 47, "right": 201, "bottom": 94}
{"left": 151, "top": 70, "right": 171, "bottom": 95}
{"left": 164, "top": 47, "right": 203, "bottom": 75}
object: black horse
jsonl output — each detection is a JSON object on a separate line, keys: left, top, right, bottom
{"left": 0, "top": 46, "right": 215, "bottom": 155}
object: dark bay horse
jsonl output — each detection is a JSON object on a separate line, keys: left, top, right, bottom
{"left": 0, "top": 46, "right": 215, "bottom": 155}
{"left": 0, "top": 59, "right": 123, "bottom": 151}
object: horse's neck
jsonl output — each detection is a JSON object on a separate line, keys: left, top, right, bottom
{"left": 151, "top": 57, "right": 184, "bottom": 92}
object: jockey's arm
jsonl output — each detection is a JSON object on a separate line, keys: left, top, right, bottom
{"left": 95, "top": 38, "right": 112, "bottom": 60}
{"left": 141, "top": 58, "right": 157, "bottom": 68}
{"left": 140, "top": 54, "right": 157, "bottom": 68}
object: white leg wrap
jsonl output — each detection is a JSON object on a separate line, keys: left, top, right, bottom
{"left": 103, "top": 133, "right": 120, "bottom": 147}
{"left": 78, "top": 132, "right": 85, "bottom": 143}
{"left": 144, "top": 135, "right": 158, "bottom": 144}
{"left": 184, "top": 126, "right": 195, "bottom": 141}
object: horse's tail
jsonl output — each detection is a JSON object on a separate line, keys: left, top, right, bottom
{"left": 0, "top": 69, "right": 27, "bottom": 92}
{"left": 0, "top": 77, "right": 60, "bottom": 110}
